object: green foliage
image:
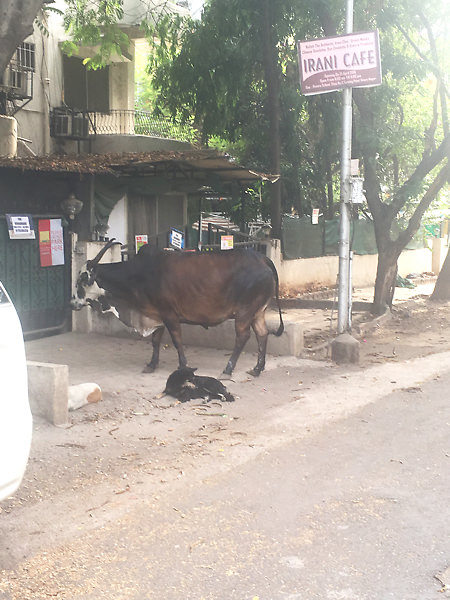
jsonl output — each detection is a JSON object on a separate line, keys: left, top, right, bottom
{"left": 61, "top": 0, "right": 129, "bottom": 69}
{"left": 148, "top": 0, "right": 324, "bottom": 216}
{"left": 53, "top": 0, "right": 448, "bottom": 240}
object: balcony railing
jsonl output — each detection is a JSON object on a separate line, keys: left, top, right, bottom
{"left": 87, "top": 110, "right": 195, "bottom": 142}
{"left": 50, "top": 109, "right": 195, "bottom": 142}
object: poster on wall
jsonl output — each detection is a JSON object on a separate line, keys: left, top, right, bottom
{"left": 169, "top": 228, "right": 185, "bottom": 250}
{"left": 39, "top": 219, "right": 64, "bottom": 267}
{"left": 6, "top": 214, "right": 36, "bottom": 239}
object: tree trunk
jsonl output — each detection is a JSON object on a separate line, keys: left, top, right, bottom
{"left": 372, "top": 247, "right": 399, "bottom": 315}
{"left": 0, "top": 0, "right": 44, "bottom": 75}
{"left": 431, "top": 246, "right": 450, "bottom": 301}
{"left": 261, "top": 0, "right": 282, "bottom": 238}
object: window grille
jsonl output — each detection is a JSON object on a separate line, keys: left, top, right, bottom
{"left": 16, "top": 43, "right": 35, "bottom": 72}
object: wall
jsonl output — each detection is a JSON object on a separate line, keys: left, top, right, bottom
{"left": 110, "top": 55, "right": 135, "bottom": 111}
{"left": 91, "top": 135, "right": 192, "bottom": 154}
{"left": 0, "top": 116, "right": 17, "bottom": 157}
{"left": 265, "top": 240, "right": 445, "bottom": 295}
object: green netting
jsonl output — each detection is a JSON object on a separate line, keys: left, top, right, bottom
{"left": 281, "top": 216, "right": 324, "bottom": 259}
{"left": 351, "top": 218, "right": 378, "bottom": 254}
{"left": 281, "top": 215, "right": 425, "bottom": 259}
{"left": 324, "top": 218, "right": 339, "bottom": 255}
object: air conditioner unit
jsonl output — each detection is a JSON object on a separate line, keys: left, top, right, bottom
{"left": 71, "top": 113, "right": 89, "bottom": 139}
{"left": 51, "top": 113, "right": 72, "bottom": 137}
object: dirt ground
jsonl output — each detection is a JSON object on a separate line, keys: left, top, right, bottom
{"left": 301, "top": 282, "right": 450, "bottom": 365}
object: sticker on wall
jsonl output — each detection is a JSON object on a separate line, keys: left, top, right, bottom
{"left": 221, "top": 235, "right": 234, "bottom": 250}
{"left": 135, "top": 234, "right": 148, "bottom": 254}
{"left": 6, "top": 214, "right": 36, "bottom": 239}
{"left": 39, "top": 219, "right": 64, "bottom": 267}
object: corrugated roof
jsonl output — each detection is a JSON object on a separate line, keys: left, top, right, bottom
{"left": 0, "top": 150, "right": 279, "bottom": 184}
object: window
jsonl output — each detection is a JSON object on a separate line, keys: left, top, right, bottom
{"left": 15, "top": 43, "right": 36, "bottom": 72}
{"left": 63, "top": 56, "right": 110, "bottom": 112}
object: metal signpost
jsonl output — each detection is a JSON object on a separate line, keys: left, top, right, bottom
{"left": 297, "top": 0, "right": 382, "bottom": 360}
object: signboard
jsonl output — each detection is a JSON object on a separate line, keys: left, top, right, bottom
{"left": 220, "top": 235, "right": 234, "bottom": 250}
{"left": 350, "top": 177, "right": 366, "bottom": 204}
{"left": 39, "top": 219, "right": 64, "bottom": 267}
{"left": 6, "top": 214, "right": 35, "bottom": 239}
{"left": 169, "top": 228, "right": 185, "bottom": 250}
{"left": 135, "top": 234, "right": 148, "bottom": 254}
{"left": 312, "top": 209, "right": 320, "bottom": 225}
{"left": 297, "top": 31, "right": 381, "bottom": 95}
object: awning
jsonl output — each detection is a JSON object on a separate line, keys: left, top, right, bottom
{"left": 0, "top": 149, "right": 279, "bottom": 185}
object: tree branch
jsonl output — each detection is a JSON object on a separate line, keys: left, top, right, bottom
{"left": 388, "top": 134, "right": 450, "bottom": 219}
{"left": 395, "top": 163, "right": 450, "bottom": 251}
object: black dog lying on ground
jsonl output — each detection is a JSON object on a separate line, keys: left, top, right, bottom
{"left": 163, "top": 367, "right": 235, "bottom": 403}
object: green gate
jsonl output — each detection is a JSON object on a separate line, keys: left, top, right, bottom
{"left": 0, "top": 216, "right": 71, "bottom": 337}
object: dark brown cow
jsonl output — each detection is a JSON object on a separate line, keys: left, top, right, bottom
{"left": 71, "top": 240, "right": 284, "bottom": 377}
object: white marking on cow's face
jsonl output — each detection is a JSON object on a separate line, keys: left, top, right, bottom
{"left": 71, "top": 266, "right": 105, "bottom": 310}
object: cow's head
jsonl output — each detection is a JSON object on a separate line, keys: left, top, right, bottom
{"left": 71, "top": 238, "right": 118, "bottom": 311}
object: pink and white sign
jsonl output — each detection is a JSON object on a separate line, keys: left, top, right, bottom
{"left": 298, "top": 31, "right": 382, "bottom": 95}
{"left": 39, "top": 219, "right": 64, "bottom": 267}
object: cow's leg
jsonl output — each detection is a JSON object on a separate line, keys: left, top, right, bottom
{"left": 221, "top": 319, "right": 251, "bottom": 378}
{"left": 164, "top": 320, "right": 188, "bottom": 370}
{"left": 248, "top": 311, "right": 269, "bottom": 377}
{"left": 143, "top": 326, "right": 165, "bottom": 373}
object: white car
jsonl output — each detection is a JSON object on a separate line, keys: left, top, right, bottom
{"left": 0, "top": 281, "right": 32, "bottom": 502}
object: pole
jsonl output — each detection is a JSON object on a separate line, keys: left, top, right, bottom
{"left": 198, "top": 196, "right": 203, "bottom": 251}
{"left": 337, "top": 0, "right": 354, "bottom": 334}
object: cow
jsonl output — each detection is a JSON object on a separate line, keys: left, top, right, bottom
{"left": 71, "top": 239, "right": 284, "bottom": 377}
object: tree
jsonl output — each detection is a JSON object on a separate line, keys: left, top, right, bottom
{"left": 431, "top": 247, "right": 450, "bottom": 301}
{"left": 316, "top": 0, "right": 450, "bottom": 314}
{"left": 148, "top": 0, "right": 326, "bottom": 237}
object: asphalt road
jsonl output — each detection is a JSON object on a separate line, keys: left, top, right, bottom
{"left": 1, "top": 346, "right": 450, "bottom": 600}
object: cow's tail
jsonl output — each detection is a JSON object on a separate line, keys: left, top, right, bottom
{"left": 264, "top": 256, "right": 284, "bottom": 337}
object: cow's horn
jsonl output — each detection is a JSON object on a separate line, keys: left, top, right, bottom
{"left": 88, "top": 238, "right": 119, "bottom": 267}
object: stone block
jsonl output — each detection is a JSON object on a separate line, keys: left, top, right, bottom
{"left": 27, "top": 361, "right": 69, "bottom": 426}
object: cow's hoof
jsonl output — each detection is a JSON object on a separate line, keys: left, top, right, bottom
{"left": 219, "top": 371, "right": 232, "bottom": 381}
{"left": 246, "top": 368, "right": 261, "bottom": 377}
{"left": 142, "top": 365, "right": 155, "bottom": 374}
